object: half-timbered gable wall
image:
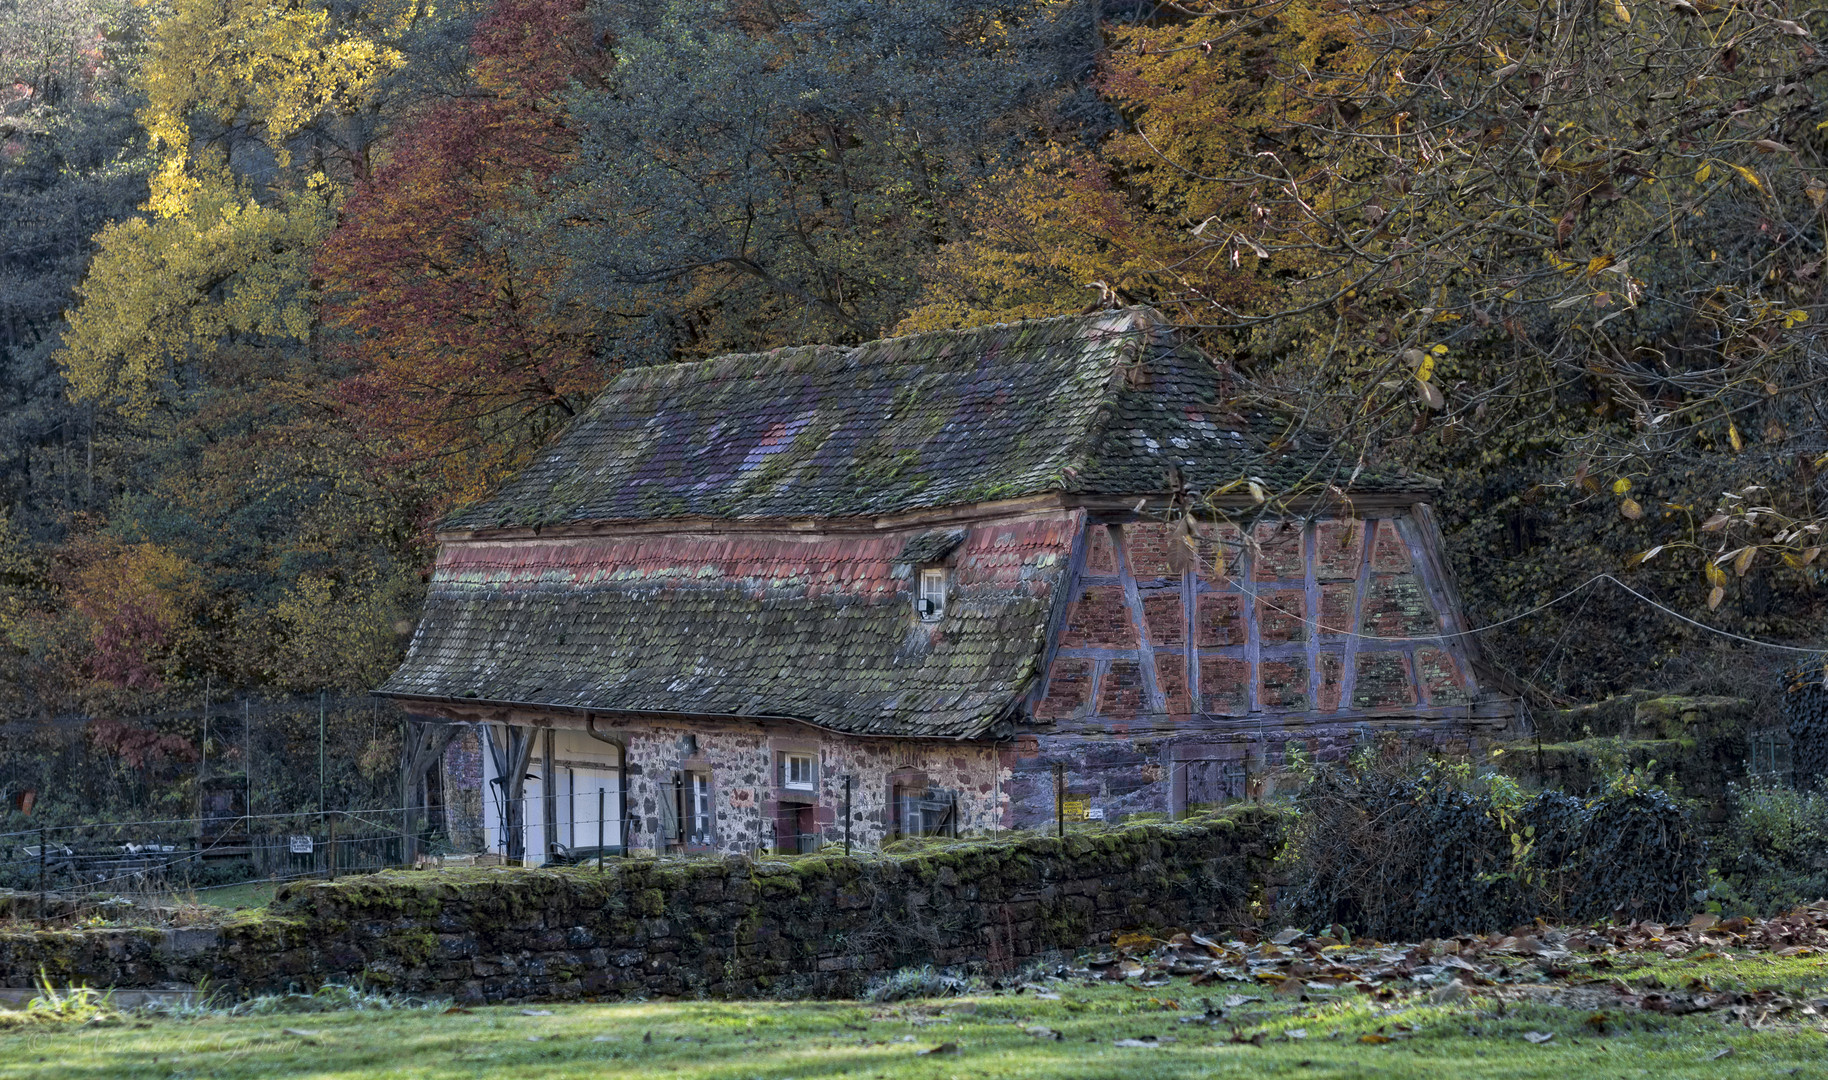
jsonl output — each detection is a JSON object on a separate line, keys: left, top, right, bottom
{"left": 1034, "top": 512, "right": 1481, "bottom": 731}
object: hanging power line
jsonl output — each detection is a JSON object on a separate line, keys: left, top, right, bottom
{"left": 1231, "top": 570, "right": 1823, "bottom": 653}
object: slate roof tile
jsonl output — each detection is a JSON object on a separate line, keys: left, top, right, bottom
{"left": 380, "top": 518, "right": 1080, "bottom": 739}
{"left": 443, "top": 308, "right": 1421, "bottom": 532}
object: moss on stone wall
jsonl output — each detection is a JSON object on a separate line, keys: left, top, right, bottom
{"left": 1502, "top": 694, "right": 1776, "bottom": 821}
{"left": 0, "top": 808, "right": 1283, "bottom": 1004}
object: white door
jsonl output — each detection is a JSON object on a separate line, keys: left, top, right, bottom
{"left": 567, "top": 768, "right": 621, "bottom": 852}
{"left": 550, "top": 729, "right": 622, "bottom": 856}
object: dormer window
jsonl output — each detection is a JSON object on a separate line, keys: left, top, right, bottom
{"left": 918, "top": 568, "right": 947, "bottom": 621}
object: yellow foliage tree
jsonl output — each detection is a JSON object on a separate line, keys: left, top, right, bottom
{"left": 60, "top": 168, "right": 331, "bottom": 415}
{"left": 59, "top": 0, "right": 425, "bottom": 417}
{"left": 900, "top": 0, "right": 1376, "bottom": 335}
{"left": 135, "top": 0, "right": 415, "bottom": 215}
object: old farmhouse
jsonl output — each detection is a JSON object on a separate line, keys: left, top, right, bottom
{"left": 379, "top": 308, "right": 1519, "bottom": 861}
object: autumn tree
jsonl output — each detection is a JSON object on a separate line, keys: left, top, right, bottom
{"left": 318, "top": 0, "right": 610, "bottom": 511}
{"left": 901, "top": 0, "right": 1828, "bottom": 699}
{"left": 55, "top": 0, "right": 434, "bottom": 416}
{"left": 31, "top": 0, "right": 464, "bottom": 707}
{"left": 544, "top": 0, "right": 1098, "bottom": 362}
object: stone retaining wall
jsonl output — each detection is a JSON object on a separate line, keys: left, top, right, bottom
{"left": 0, "top": 808, "right": 1280, "bottom": 1003}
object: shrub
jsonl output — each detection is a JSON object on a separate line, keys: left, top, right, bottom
{"left": 1712, "top": 783, "right": 1828, "bottom": 914}
{"left": 1279, "top": 760, "right": 1703, "bottom": 939}
{"left": 862, "top": 965, "right": 980, "bottom": 1002}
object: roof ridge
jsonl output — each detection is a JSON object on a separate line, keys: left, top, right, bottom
{"left": 1053, "top": 308, "right": 1185, "bottom": 493}
{"left": 588, "top": 306, "right": 1166, "bottom": 400}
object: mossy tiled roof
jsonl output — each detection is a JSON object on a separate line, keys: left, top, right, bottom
{"left": 379, "top": 522, "right": 1077, "bottom": 739}
{"left": 443, "top": 308, "right": 1420, "bottom": 533}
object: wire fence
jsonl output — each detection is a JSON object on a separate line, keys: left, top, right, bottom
{"left": 0, "top": 691, "right": 409, "bottom": 840}
{"left": 0, "top": 807, "right": 422, "bottom": 898}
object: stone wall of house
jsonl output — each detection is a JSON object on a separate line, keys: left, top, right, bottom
{"left": 1006, "top": 723, "right": 1497, "bottom": 826}
{"left": 443, "top": 730, "right": 486, "bottom": 851}
{"left": 585, "top": 717, "right": 1004, "bottom": 856}
{"left": 0, "top": 809, "right": 1281, "bottom": 1003}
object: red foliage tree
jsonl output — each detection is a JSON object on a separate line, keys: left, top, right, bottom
{"left": 317, "top": 0, "right": 610, "bottom": 512}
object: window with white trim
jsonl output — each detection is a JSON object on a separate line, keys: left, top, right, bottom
{"left": 918, "top": 568, "right": 946, "bottom": 621}
{"left": 688, "top": 771, "right": 713, "bottom": 843}
{"left": 782, "top": 752, "right": 816, "bottom": 791}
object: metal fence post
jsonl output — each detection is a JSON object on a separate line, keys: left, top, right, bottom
{"left": 597, "top": 788, "right": 606, "bottom": 872}
{"left": 843, "top": 775, "right": 852, "bottom": 856}
{"left": 37, "top": 826, "right": 46, "bottom": 927}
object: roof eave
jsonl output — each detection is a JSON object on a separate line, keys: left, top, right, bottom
{"left": 373, "top": 690, "right": 1005, "bottom": 743}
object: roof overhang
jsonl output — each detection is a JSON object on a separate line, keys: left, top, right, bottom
{"left": 374, "top": 691, "right": 1011, "bottom": 743}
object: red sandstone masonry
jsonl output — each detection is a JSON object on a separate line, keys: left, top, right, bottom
{"left": 1097, "top": 660, "right": 1146, "bottom": 714}
{"left": 1037, "top": 659, "right": 1095, "bottom": 719}
{"left": 1155, "top": 653, "right": 1191, "bottom": 716}
{"left": 1124, "top": 522, "right": 1180, "bottom": 579}
{"left": 1256, "top": 590, "right": 1306, "bottom": 645}
{"left": 1060, "top": 586, "right": 1138, "bottom": 648}
{"left": 1142, "top": 593, "right": 1186, "bottom": 645}
{"left": 1253, "top": 522, "right": 1305, "bottom": 581}
{"left": 1084, "top": 525, "right": 1118, "bottom": 573}
{"left": 1199, "top": 656, "right": 1249, "bottom": 714}
{"left": 1193, "top": 522, "right": 1244, "bottom": 582}
{"left": 1259, "top": 658, "right": 1308, "bottom": 710}
{"left": 1313, "top": 519, "right": 1363, "bottom": 579}
{"left": 1196, "top": 594, "right": 1244, "bottom": 647}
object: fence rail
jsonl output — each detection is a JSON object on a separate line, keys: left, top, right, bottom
{"left": 0, "top": 808, "right": 422, "bottom": 897}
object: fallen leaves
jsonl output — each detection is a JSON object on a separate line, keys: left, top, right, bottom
{"left": 1048, "top": 898, "right": 1828, "bottom": 1034}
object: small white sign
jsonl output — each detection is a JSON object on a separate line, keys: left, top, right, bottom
{"left": 1086, "top": 808, "right": 1105, "bottom": 820}
{"left": 289, "top": 835, "right": 315, "bottom": 854}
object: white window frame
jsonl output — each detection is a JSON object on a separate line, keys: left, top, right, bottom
{"left": 689, "top": 772, "right": 713, "bottom": 842}
{"left": 918, "top": 568, "right": 947, "bottom": 621}
{"left": 783, "top": 753, "right": 816, "bottom": 791}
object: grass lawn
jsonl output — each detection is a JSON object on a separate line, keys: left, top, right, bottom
{"left": 166, "top": 879, "right": 285, "bottom": 912}
{"left": 0, "top": 952, "right": 1821, "bottom": 1079}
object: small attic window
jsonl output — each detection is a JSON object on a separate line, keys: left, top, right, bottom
{"left": 918, "top": 568, "right": 947, "bottom": 621}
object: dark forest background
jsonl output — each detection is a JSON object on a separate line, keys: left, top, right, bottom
{"left": 5, "top": 0, "right": 1827, "bottom": 822}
